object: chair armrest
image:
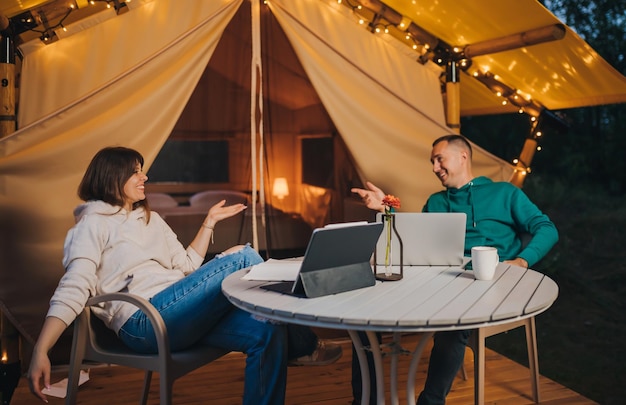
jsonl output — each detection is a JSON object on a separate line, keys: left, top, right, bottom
{"left": 85, "top": 293, "right": 170, "bottom": 358}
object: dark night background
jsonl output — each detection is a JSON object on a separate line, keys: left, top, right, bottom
{"left": 461, "top": 1, "right": 626, "bottom": 403}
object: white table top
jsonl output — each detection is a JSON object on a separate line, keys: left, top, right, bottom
{"left": 222, "top": 263, "right": 559, "bottom": 333}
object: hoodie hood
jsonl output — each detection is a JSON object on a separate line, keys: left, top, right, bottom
{"left": 73, "top": 200, "right": 146, "bottom": 224}
{"left": 445, "top": 176, "right": 493, "bottom": 227}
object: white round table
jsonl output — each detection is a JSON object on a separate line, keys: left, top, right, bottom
{"left": 222, "top": 263, "right": 558, "bottom": 405}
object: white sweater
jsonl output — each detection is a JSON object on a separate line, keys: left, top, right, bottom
{"left": 47, "top": 201, "right": 204, "bottom": 333}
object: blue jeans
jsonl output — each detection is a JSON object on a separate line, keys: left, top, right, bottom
{"left": 119, "top": 245, "right": 287, "bottom": 405}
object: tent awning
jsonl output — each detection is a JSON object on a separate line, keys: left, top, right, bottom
{"left": 1, "top": 0, "right": 625, "bottom": 116}
{"left": 380, "top": 0, "right": 626, "bottom": 115}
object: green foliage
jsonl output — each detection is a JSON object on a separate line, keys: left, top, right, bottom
{"left": 487, "top": 180, "right": 626, "bottom": 404}
{"left": 531, "top": 0, "right": 626, "bottom": 192}
{"left": 460, "top": 114, "right": 528, "bottom": 163}
{"left": 465, "top": 1, "right": 626, "bottom": 193}
{"left": 469, "top": 4, "right": 626, "bottom": 401}
{"left": 544, "top": 0, "right": 626, "bottom": 73}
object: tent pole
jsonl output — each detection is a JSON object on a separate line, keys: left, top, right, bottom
{"left": 445, "top": 60, "right": 461, "bottom": 134}
{"left": 0, "top": 32, "right": 16, "bottom": 138}
{"left": 510, "top": 118, "right": 540, "bottom": 187}
{"left": 510, "top": 139, "right": 537, "bottom": 187}
{"left": 250, "top": 0, "right": 263, "bottom": 250}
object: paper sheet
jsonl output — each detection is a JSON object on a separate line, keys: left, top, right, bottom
{"left": 42, "top": 369, "right": 90, "bottom": 398}
{"left": 324, "top": 221, "right": 368, "bottom": 229}
{"left": 242, "top": 258, "right": 302, "bottom": 281}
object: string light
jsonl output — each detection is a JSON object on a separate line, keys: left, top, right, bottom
{"left": 472, "top": 70, "right": 544, "bottom": 117}
{"left": 334, "top": 0, "right": 552, "bottom": 180}
{"left": 89, "top": 0, "right": 131, "bottom": 14}
{"left": 29, "top": 5, "right": 74, "bottom": 44}
{"left": 16, "top": 0, "right": 131, "bottom": 44}
{"left": 338, "top": 0, "right": 428, "bottom": 56}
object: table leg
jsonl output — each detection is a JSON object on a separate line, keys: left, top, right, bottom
{"left": 525, "top": 317, "right": 540, "bottom": 403}
{"left": 349, "top": 331, "right": 420, "bottom": 405}
{"left": 366, "top": 330, "right": 387, "bottom": 405}
{"left": 348, "top": 330, "right": 373, "bottom": 405}
{"left": 390, "top": 333, "right": 401, "bottom": 405}
{"left": 474, "top": 328, "right": 486, "bottom": 405}
{"left": 407, "top": 331, "right": 434, "bottom": 404}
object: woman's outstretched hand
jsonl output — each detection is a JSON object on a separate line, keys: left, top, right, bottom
{"left": 190, "top": 200, "right": 248, "bottom": 258}
{"left": 204, "top": 200, "right": 247, "bottom": 228}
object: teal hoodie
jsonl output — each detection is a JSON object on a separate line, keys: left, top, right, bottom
{"left": 423, "top": 176, "right": 558, "bottom": 267}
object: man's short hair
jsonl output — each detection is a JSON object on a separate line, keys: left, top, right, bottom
{"left": 432, "top": 134, "right": 473, "bottom": 158}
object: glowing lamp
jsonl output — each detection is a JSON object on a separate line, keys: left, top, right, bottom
{"left": 272, "top": 178, "right": 289, "bottom": 200}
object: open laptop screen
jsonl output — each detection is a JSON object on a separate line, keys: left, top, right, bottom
{"left": 375, "top": 212, "right": 466, "bottom": 266}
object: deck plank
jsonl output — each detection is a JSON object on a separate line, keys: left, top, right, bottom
{"left": 10, "top": 334, "right": 597, "bottom": 404}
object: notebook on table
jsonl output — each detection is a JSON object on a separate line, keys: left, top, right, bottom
{"left": 261, "top": 221, "right": 383, "bottom": 298}
{"left": 375, "top": 212, "right": 466, "bottom": 266}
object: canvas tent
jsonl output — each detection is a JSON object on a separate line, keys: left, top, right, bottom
{"left": 1, "top": 0, "right": 625, "bottom": 350}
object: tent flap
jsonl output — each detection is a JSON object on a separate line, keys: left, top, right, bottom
{"left": 270, "top": 0, "right": 513, "bottom": 212}
{"left": 0, "top": 0, "right": 242, "bottom": 343}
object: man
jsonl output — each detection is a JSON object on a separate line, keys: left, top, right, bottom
{"left": 351, "top": 134, "right": 558, "bottom": 404}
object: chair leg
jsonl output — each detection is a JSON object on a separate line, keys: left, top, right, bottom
{"left": 525, "top": 317, "right": 540, "bottom": 403}
{"left": 470, "top": 328, "right": 486, "bottom": 405}
{"left": 159, "top": 371, "right": 172, "bottom": 405}
{"left": 140, "top": 371, "right": 152, "bottom": 405}
{"left": 66, "top": 321, "right": 88, "bottom": 405}
{"left": 468, "top": 318, "right": 540, "bottom": 405}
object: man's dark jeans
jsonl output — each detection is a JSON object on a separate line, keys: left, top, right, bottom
{"left": 352, "top": 330, "right": 471, "bottom": 405}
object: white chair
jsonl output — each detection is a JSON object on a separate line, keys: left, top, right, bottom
{"left": 189, "top": 190, "right": 249, "bottom": 208}
{"left": 466, "top": 234, "right": 539, "bottom": 404}
{"left": 467, "top": 317, "right": 540, "bottom": 405}
{"left": 66, "top": 293, "right": 228, "bottom": 405}
{"left": 188, "top": 191, "right": 249, "bottom": 253}
{"left": 145, "top": 192, "right": 179, "bottom": 209}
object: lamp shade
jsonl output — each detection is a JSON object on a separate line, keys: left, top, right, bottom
{"left": 272, "top": 177, "right": 289, "bottom": 199}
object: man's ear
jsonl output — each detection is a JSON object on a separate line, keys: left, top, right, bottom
{"left": 459, "top": 149, "right": 469, "bottom": 161}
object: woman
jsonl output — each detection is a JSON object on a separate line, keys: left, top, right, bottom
{"left": 27, "top": 146, "right": 287, "bottom": 404}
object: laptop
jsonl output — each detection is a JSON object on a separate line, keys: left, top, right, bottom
{"left": 375, "top": 212, "right": 466, "bottom": 266}
{"left": 262, "top": 221, "right": 383, "bottom": 298}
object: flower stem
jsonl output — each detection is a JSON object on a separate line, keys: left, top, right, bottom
{"left": 385, "top": 214, "right": 392, "bottom": 275}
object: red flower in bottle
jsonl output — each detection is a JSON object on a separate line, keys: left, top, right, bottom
{"left": 382, "top": 194, "right": 401, "bottom": 213}
{"left": 381, "top": 195, "right": 400, "bottom": 275}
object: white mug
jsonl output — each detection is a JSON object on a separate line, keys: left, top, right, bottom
{"left": 471, "top": 246, "right": 499, "bottom": 281}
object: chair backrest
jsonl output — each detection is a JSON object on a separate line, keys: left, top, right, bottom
{"left": 83, "top": 307, "right": 159, "bottom": 367}
{"left": 146, "top": 193, "right": 179, "bottom": 209}
{"left": 66, "top": 293, "right": 229, "bottom": 405}
{"left": 189, "top": 190, "right": 249, "bottom": 208}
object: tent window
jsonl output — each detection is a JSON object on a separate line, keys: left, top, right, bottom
{"left": 148, "top": 140, "right": 229, "bottom": 183}
{"left": 301, "top": 136, "right": 334, "bottom": 188}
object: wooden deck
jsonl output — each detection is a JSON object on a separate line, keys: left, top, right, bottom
{"left": 10, "top": 334, "right": 596, "bottom": 404}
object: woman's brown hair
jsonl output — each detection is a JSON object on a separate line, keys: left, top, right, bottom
{"left": 78, "top": 146, "right": 151, "bottom": 221}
